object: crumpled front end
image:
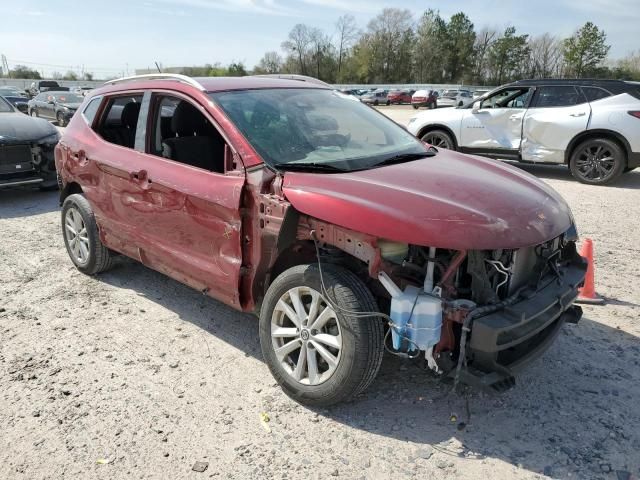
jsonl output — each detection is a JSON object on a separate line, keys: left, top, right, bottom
{"left": 0, "top": 138, "right": 58, "bottom": 188}
{"left": 374, "top": 228, "right": 587, "bottom": 391}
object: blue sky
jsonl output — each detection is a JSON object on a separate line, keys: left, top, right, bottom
{"left": 2, "top": 0, "right": 638, "bottom": 78}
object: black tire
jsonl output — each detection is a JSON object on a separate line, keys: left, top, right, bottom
{"left": 412, "top": 105, "right": 419, "bottom": 110}
{"left": 259, "top": 264, "right": 384, "bottom": 407}
{"left": 624, "top": 167, "right": 636, "bottom": 173}
{"left": 385, "top": 100, "right": 390, "bottom": 106}
{"left": 569, "top": 138, "right": 626, "bottom": 185}
{"left": 57, "top": 112, "right": 67, "bottom": 127}
{"left": 420, "top": 129, "right": 455, "bottom": 150}
{"left": 61, "top": 194, "right": 115, "bottom": 275}
{"left": 30, "top": 109, "right": 38, "bottom": 117}
{"left": 373, "top": 100, "right": 379, "bottom": 106}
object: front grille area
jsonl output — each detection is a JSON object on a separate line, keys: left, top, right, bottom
{"left": 0, "top": 144, "right": 32, "bottom": 165}
{"left": 0, "top": 144, "right": 33, "bottom": 175}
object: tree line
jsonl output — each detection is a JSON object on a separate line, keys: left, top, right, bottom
{"left": 254, "top": 8, "right": 640, "bottom": 85}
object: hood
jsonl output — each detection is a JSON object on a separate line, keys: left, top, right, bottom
{"left": 282, "top": 150, "right": 573, "bottom": 250}
{"left": 0, "top": 112, "right": 59, "bottom": 143}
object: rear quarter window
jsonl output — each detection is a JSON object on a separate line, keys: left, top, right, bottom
{"left": 82, "top": 97, "right": 102, "bottom": 125}
{"left": 581, "top": 87, "right": 612, "bottom": 102}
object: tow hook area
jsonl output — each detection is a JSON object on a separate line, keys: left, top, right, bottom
{"left": 564, "top": 305, "right": 583, "bottom": 324}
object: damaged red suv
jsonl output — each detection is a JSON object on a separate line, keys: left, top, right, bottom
{"left": 55, "top": 74, "right": 586, "bottom": 406}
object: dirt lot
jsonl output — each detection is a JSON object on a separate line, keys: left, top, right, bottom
{"left": 1, "top": 110, "right": 639, "bottom": 479}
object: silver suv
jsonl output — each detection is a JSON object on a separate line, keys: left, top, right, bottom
{"left": 408, "top": 79, "right": 640, "bottom": 185}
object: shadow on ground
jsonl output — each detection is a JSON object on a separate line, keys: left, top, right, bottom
{"left": 0, "top": 188, "right": 59, "bottom": 219}
{"left": 98, "top": 257, "right": 640, "bottom": 479}
{"left": 513, "top": 162, "right": 640, "bottom": 189}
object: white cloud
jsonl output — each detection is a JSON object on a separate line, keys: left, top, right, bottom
{"left": 299, "top": 0, "right": 386, "bottom": 13}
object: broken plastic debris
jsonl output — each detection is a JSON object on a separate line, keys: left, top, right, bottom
{"left": 192, "top": 461, "right": 208, "bottom": 472}
{"left": 260, "top": 412, "right": 271, "bottom": 433}
{"left": 96, "top": 458, "right": 113, "bottom": 465}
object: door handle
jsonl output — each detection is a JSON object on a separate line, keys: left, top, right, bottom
{"left": 509, "top": 114, "right": 520, "bottom": 121}
{"left": 130, "top": 169, "right": 149, "bottom": 182}
{"left": 569, "top": 112, "right": 586, "bottom": 117}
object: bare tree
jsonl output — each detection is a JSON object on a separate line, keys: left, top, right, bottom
{"left": 472, "top": 27, "right": 497, "bottom": 83}
{"left": 256, "top": 51, "right": 283, "bottom": 73}
{"left": 282, "top": 24, "right": 312, "bottom": 75}
{"left": 335, "top": 14, "right": 359, "bottom": 80}
{"left": 528, "top": 33, "right": 563, "bottom": 78}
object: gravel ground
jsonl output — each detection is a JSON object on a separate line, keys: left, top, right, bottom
{"left": 1, "top": 111, "right": 639, "bottom": 479}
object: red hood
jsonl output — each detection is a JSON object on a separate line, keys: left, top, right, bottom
{"left": 282, "top": 150, "right": 573, "bottom": 250}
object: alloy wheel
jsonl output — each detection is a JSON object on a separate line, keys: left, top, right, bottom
{"left": 422, "top": 132, "right": 452, "bottom": 149}
{"left": 575, "top": 144, "right": 616, "bottom": 182}
{"left": 271, "top": 286, "right": 342, "bottom": 386}
{"left": 64, "top": 207, "right": 90, "bottom": 265}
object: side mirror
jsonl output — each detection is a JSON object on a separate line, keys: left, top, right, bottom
{"left": 472, "top": 101, "right": 481, "bottom": 113}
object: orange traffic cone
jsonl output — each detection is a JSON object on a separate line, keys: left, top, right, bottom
{"left": 576, "top": 238, "right": 604, "bottom": 304}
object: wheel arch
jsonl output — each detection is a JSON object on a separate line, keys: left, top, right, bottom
{"left": 565, "top": 129, "right": 630, "bottom": 166}
{"left": 59, "top": 181, "right": 83, "bottom": 205}
{"left": 416, "top": 124, "right": 459, "bottom": 149}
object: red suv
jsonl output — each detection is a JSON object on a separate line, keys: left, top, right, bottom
{"left": 56, "top": 74, "right": 586, "bottom": 406}
{"left": 387, "top": 90, "right": 414, "bottom": 104}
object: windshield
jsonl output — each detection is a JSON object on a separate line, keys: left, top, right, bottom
{"left": 211, "top": 88, "right": 429, "bottom": 172}
{"left": 54, "top": 93, "right": 83, "bottom": 103}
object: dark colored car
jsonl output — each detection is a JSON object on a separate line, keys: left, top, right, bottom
{"left": 387, "top": 90, "right": 414, "bottom": 104}
{"left": 56, "top": 74, "right": 586, "bottom": 406}
{"left": 28, "top": 91, "right": 83, "bottom": 126}
{"left": 0, "top": 96, "right": 60, "bottom": 188}
{"left": 2, "top": 96, "right": 29, "bottom": 114}
{"left": 411, "top": 89, "right": 438, "bottom": 109}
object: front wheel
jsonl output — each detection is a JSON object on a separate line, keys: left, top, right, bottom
{"left": 569, "top": 138, "right": 625, "bottom": 185}
{"left": 421, "top": 129, "right": 454, "bottom": 150}
{"left": 412, "top": 105, "right": 419, "bottom": 110}
{"left": 259, "top": 264, "right": 384, "bottom": 407}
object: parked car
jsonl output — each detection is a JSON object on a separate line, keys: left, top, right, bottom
{"left": 408, "top": 79, "right": 640, "bottom": 185}
{"left": 438, "top": 89, "right": 472, "bottom": 108}
{"left": 2, "top": 96, "right": 29, "bottom": 113}
{"left": 28, "top": 91, "right": 83, "bottom": 126}
{"left": 56, "top": 74, "right": 586, "bottom": 406}
{"left": 361, "top": 90, "right": 389, "bottom": 106}
{"left": 0, "top": 86, "right": 28, "bottom": 98}
{"left": 455, "top": 90, "right": 474, "bottom": 106}
{"left": 411, "top": 89, "right": 438, "bottom": 109}
{"left": 0, "top": 95, "right": 60, "bottom": 188}
{"left": 387, "top": 90, "right": 414, "bottom": 104}
{"left": 473, "top": 89, "right": 490, "bottom": 99}
{"left": 72, "top": 86, "right": 94, "bottom": 96}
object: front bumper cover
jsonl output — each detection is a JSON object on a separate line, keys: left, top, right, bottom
{"left": 454, "top": 243, "right": 587, "bottom": 391}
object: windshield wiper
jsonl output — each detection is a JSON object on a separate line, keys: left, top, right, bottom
{"left": 270, "top": 162, "right": 347, "bottom": 173}
{"left": 372, "top": 151, "right": 436, "bottom": 168}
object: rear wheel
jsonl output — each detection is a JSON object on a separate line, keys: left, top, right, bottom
{"left": 61, "top": 194, "right": 115, "bottom": 275}
{"left": 412, "top": 105, "right": 419, "bottom": 110}
{"left": 421, "top": 129, "right": 454, "bottom": 150}
{"left": 259, "top": 264, "right": 384, "bottom": 407}
{"left": 30, "top": 109, "right": 38, "bottom": 117}
{"left": 373, "top": 100, "right": 379, "bottom": 106}
{"left": 569, "top": 138, "right": 625, "bottom": 185}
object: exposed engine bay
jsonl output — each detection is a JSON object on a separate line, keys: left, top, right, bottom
{"left": 373, "top": 229, "right": 586, "bottom": 390}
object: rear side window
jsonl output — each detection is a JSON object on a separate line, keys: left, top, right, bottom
{"left": 581, "top": 87, "right": 611, "bottom": 102}
{"left": 82, "top": 97, "right": 102, "bottom": 125}
{"left": 96, "top": 95, "right": 143, "bottom": 149}
{"left": 534, "top": 86, "right": 583, "bottom": 107}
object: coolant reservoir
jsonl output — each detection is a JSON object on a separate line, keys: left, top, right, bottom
{"left": 379, "top": 273, "right": 443, "bottom": 352}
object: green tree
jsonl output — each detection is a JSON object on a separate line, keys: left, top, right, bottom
{"left": 227, "top": 62, "right": 247, "bottom": 76}
{"left": 563, "top": 22, "right": 610, "bottom": 77}
{"left": 62, "top": 70, "right": 78, "bottom": 81}
{"left": 9, "top": 65, "right": 41, "bottom": 79}
{"left": 412, "top": 9, "right": 447, "bottom": 83}
{"left": 488, "top": 27, "right": 530, "bottom": 84}
{"left": 444, "top": 12, "right": 475, "bottom": 82}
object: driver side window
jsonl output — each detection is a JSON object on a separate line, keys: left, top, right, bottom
{"left": 480, "top": 88, "right": 531, "bottom": 109}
